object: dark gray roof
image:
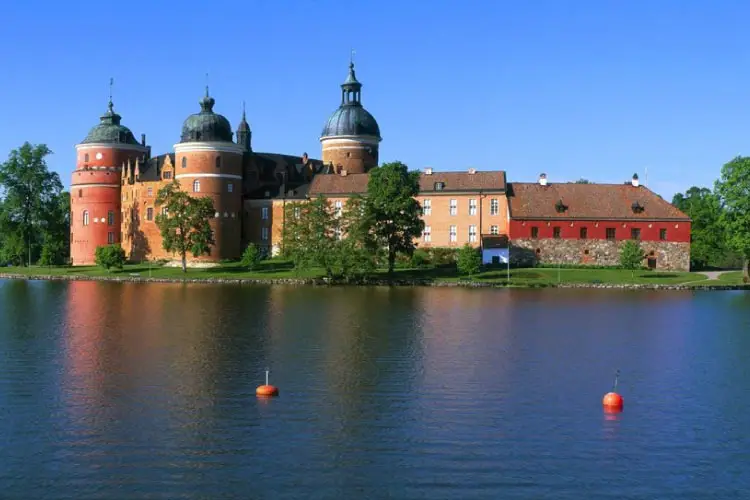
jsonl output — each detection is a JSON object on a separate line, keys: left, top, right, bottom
{"left": 80, "top": 101, "right": 140, "bottom": 145}
{"left": 321, "top": 105, "right": 381, "bottom": 138}
{"left": 180, "top": 91, "right": 233, "bottom": 143}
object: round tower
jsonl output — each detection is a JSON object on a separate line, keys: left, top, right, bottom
{"left": 174, "top": 87, "right": 244, "bottom": 262}
{"left": 320, "top": 61, "right": 381, "bottom": 174}
{"left": 71, "top": 98, "right": 148, "bottom": 266}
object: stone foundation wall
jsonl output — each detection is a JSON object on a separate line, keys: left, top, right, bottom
{"left": 511, "top": 238, "right": 690, "bottom": 271}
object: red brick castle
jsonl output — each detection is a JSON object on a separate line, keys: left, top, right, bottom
{"left": 70, "top": 64, "right": 690, "bottom": 270}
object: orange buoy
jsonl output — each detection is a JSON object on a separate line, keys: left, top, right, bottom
{"left": 256, "top": 369, "right": 279, "bottom": 397}
{"left": 602, "top": 392, "right": 623, "bottom": 411}
{"left": 602, "top": 370, "right": 624, "bottom": 411}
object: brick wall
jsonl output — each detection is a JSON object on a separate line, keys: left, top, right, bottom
{"left": 321, "top": 141, "right": 378, "bottom": 174}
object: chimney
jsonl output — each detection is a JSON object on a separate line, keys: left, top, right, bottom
{"left": 631, "top": 173, "right": 640, "bottom": 187}
{"left": 539, "top": 173, "right": 548, "bottom": 186}
{"left": 468, "top": 167, "right": 476, "bottom": 175}
{"left": 424, "top": 167, "right": 433, "bottom": 175}
{"left": 141, "top": 134, "right": 146, "bottom": 146}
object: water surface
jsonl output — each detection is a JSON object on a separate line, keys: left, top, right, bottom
{"left": 0, "top": 279, "right": 749, "bottom": 499}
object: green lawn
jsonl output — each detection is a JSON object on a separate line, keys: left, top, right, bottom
{"left": 0, "top": 261, "right": 721, "bottom": 287}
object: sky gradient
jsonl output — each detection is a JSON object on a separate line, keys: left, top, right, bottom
{"left": 2, "top": 0, "right": 748, "bottom": 201}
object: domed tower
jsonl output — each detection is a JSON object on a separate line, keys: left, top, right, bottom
{"left": 174, "top": 87, "right": 244, "bottom": 262}
{"left": 320, "top": 61, "right": 381, "bottom": 174}
{"left": 71, "top": 97, "right": 148, "bottom": 266}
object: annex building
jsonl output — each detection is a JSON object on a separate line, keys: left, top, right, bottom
{"left": 69, "top": 63, "right": 691, "bottom": 271}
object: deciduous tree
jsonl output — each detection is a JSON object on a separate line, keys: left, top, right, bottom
{"left": 155, "top": 181, "right": 215, "bottom": 273}
{"left": 0, "top": 142, "right": 65, "bottom": 266}
{"left": 715, "top": 156, "right": 750, "bottom": 281}
{"left": 619, "top": 240, "right": 645, "bottom": 278}
{"left": 672, "top": 187, "right": 729, "bottom": 269}
{"left": 365, "top": 161, "right": 424, "bottom": 274}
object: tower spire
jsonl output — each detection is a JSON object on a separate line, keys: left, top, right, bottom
{"left": 205, "top": 72, "right": 210, "bottom": 98}
{"left": 108, "top": 77, "right": 114, "bottom": 112}
{"left": 341, "top": 55, "right": 362, "bottom": 106}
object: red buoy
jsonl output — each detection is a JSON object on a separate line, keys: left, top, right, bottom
{"left": 602, "top": 392, "right": 623, "bottom": 411}
{"left": 256, "top": 369, "right": 279, "bottom": 398}
{"left": 602, "top": 370, "right": 623, "bottom": 412}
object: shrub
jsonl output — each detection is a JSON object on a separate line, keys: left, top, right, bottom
{"left": 94, "top": 244, "right": 126, "bottom": 271}
{"left": 240, "top": 243, "right": 263, "bottom": 270}
{"left": 456, "top": 244, "right": 482, "bottom": 276}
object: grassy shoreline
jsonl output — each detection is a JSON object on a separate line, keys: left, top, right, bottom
{"left": 1, "top": 262, "right": 747, "bottom": 290}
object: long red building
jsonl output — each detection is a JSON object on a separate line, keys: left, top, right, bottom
{"left": 507, "top": 174, "right": 691, "bottom": 270}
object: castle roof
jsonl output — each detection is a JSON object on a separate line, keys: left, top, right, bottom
{"left": 321, "top": 62, "right": 381, "bottom": 140}
{"left": 308, "top": 170, "right": 507, "bottom": 196}
{"left": 507, "top": 182, "right": 690, "bottom": 221}
{"left": 180, "top": 88, "right": 233, "bottom": 143}
{"left": 80, "top": 100, "right": 140, "bottom": 145}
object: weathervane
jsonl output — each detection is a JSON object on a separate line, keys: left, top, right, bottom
{"left": 350, "top": 48, "right": 356, "bottom": 65}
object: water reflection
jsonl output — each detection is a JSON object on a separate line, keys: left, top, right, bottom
{"left": 1, "top": 281, "right": 750, "bottom": 498}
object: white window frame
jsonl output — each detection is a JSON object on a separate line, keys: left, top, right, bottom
{"left": 422, "top": 199, "right": 431, "bottom": 216}
{"left": 193, "top": 180, "right": 200, "bottom": 192}
{"left": 490, "top": 225, "right": 499, "bottom": 235}
{"left": 469, "top": 225, "right": 477, "bottom": 243}
{"left": 449, "top": 225, "right": 457, "bottom": 242}
{"left": 423, "top": 225, "right": 431, "bottom": 242}
{"left": 449, "top": 199, "right": 457, "bottom": 216}
{"left": 334, "top": 200, "right": 343, "bottom": 217}
{"left": 107, "top": 232, "right": 114, "bottom": 244}
{"left": 83, "top": 211, "right": 89, "bottom": 226}
{"left": 469, "top": 199, "right": 477, "bottom": 216}
{"left": 261, "top": 207, "right": 269, "bottom": 220}
{"left": 490, "top": 198, "right": 499, "bottom": 216}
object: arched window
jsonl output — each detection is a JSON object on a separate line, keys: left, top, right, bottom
{"left": 215, "top": 156, "right": 222, "bottom": 169}
{"left": 83, "top": 211, "right": 89, "bottom": 226}
{"left": 84, "top": 153, "right": 89, "bottom": 163}
{"left": 193, "top": 180, "right": 200, "bottom": 192}
{"left": 181, "top": 157, "right": 187, "bottom": 168}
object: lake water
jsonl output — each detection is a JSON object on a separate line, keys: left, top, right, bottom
{"left": 0, "top": 279, "right": 749, "bottom": 499}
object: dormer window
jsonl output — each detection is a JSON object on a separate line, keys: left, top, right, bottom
{"left": 555, "top": 199, "right": 568, "bottom": 213}
{"left": 434, "top": 182, "right": 445, "bottom": 191}
{"left": 631, "top": 201, "right": 644, "bottom": 213}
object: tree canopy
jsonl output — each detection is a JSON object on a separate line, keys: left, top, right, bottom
{"left": 0, "top": 142, "right": 69, "bottom": 266}
{"left": 154, "top": 181, "right": 215, "bottom": 272}
{"left": 715, "top": 156, "right": 750, "bottom": 280}
{"left": 365, "top": 161, "right": 424, "bottom": 273}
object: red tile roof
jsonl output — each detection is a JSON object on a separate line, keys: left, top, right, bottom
{"left": 308, "top": 170, "right": 506, "bottom": 196}
{"left": 419, "top": 171, "right": 506, "bottom": 192}
{"left": 309, "top": 173, "right": 369, "bottom": 195}
{"left": 508, "top": 182, "right": 690, "bottom": 221}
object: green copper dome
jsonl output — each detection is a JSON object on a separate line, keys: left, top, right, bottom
{"left": 180, "top": 88, "right": 233, "bottom": 143}
{"left": 80, "top": 101, "right": 140, "bottom": 145}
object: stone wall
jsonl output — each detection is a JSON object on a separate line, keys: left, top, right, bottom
{"left": 511, "top": 238, "right": 690, "bottom": 271}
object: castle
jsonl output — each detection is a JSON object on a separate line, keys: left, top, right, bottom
{"left": 70, "top": 62, "right": 691, "bottom": 270}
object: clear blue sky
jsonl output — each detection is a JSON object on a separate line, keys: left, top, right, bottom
{"left": 2, "top": 0, "right": 749, "bottom": 201}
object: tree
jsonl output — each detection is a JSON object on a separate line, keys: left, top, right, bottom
{"left": 671, "top": 187, "right": 729, "bottom": 269}
{"left": 95, "top": 244, "right": 126, "bottom": 271}
{"left": 154, "top": 181, "right": 215, "bottom": 273}
{"left": 0, "top": 142, "right": 64, "bottom": 266}
{"left": 575, "top": 178, "right": 591, "bottom": 184}
{"left": 241, "top": 243, "right": 263, "bottom": 270}
{"left": 365, "top": 161, "right": 424, "bottom": 274}
{"left": 282, "top": 196, "right": 340, "bottom": 277}
{"left": 619, "top": 240, "right": 645, "bottom": 277}
{"left": 335, "top": 195, "right": 377, "bottom": 279}
{"left": 715, "top": 156, "right": 750, "bottom": 281}
{"left": 457, "top": 244, "right": 482, "bottom": 276}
